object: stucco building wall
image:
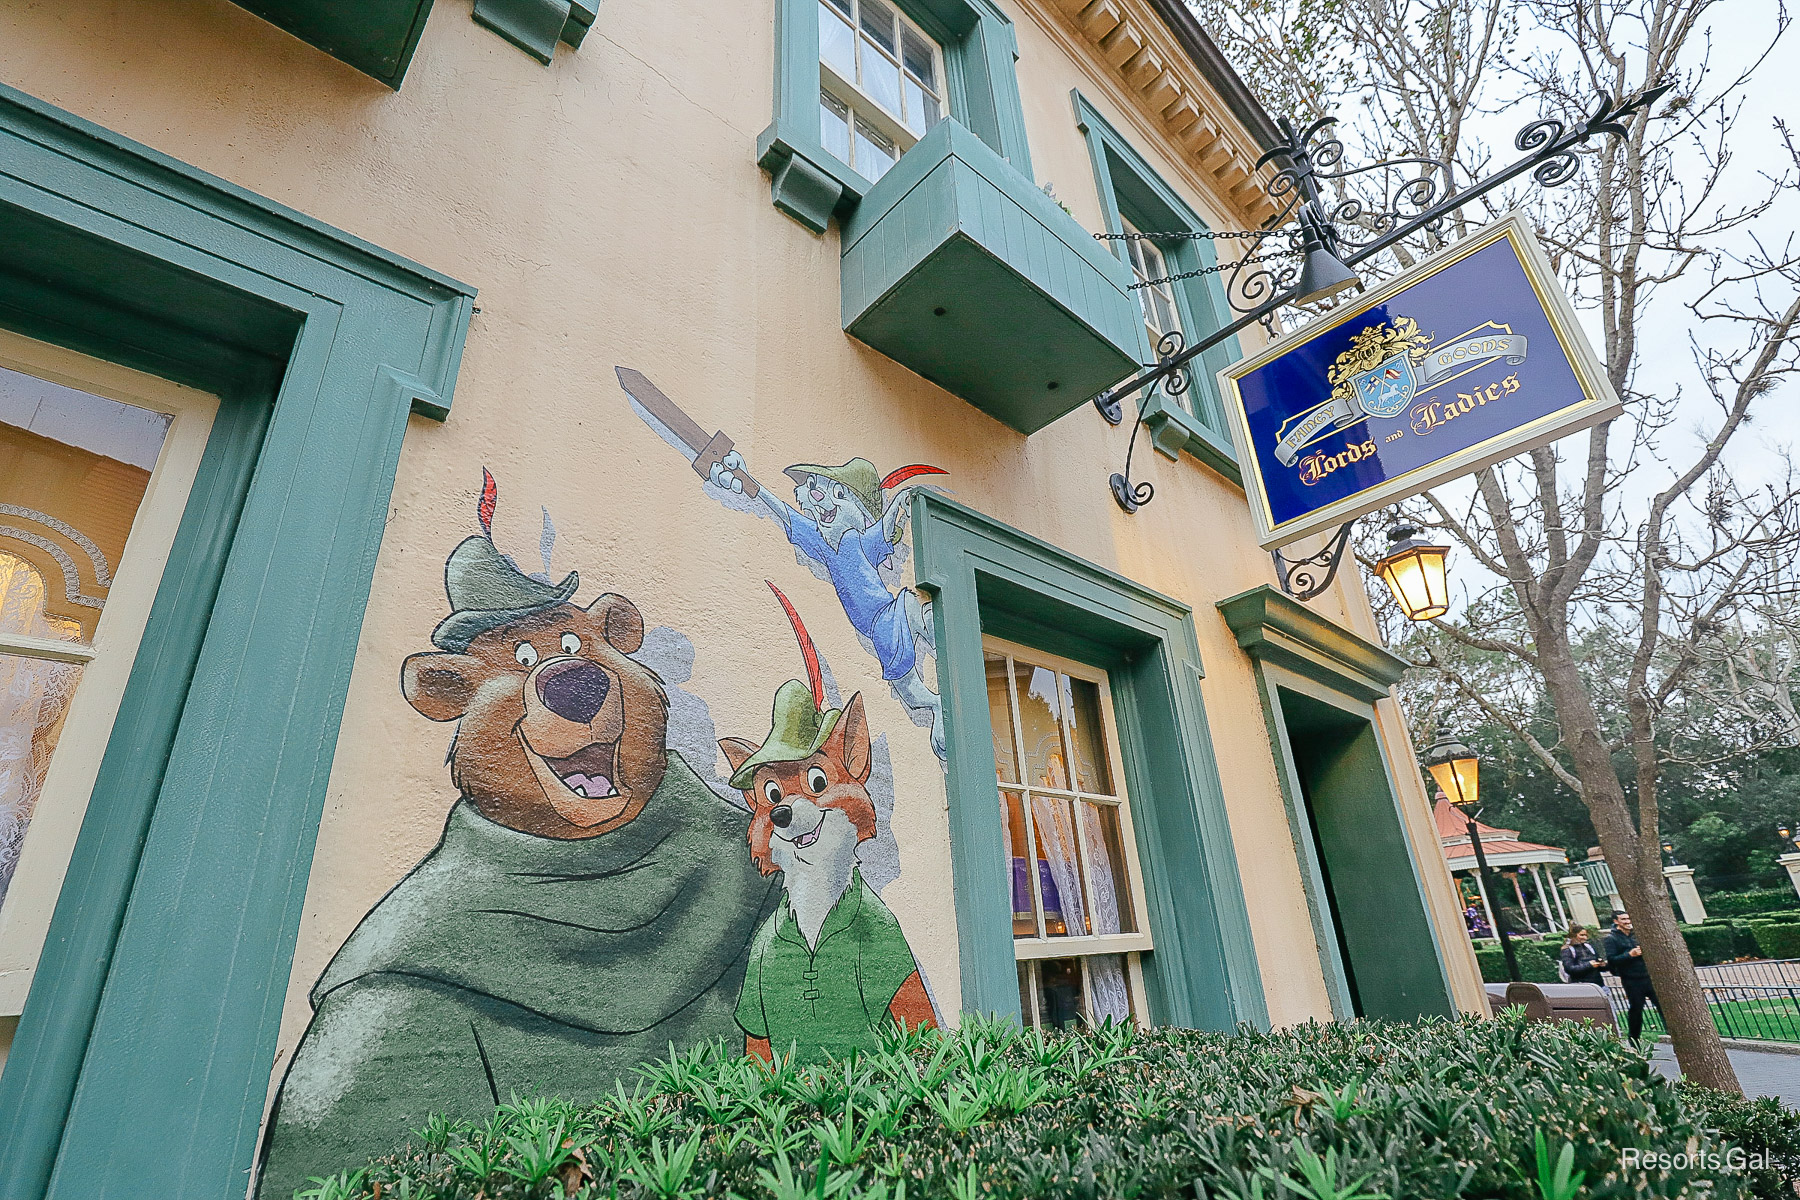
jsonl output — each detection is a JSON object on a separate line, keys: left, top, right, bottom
{"left": 0, "top": 0, "right": 1483, "bottom": 1111}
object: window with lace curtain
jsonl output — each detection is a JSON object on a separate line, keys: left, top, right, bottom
{"left": 0, "top": 335, "right": 214, "bottom": 1015}
{"left": 983, "top": 637, "right": 1153, "bottom": 1031}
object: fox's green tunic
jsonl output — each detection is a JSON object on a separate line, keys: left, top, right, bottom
{"left": 734, "top": 868, "right": 919, "bottom": 1061}
{"left": 258, "top": 753, "right": 778, "bottom": 1198}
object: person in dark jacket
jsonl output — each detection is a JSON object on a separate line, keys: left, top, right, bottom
{"left": 1560, "top": 924, "right": 1603, "bottom": 984}
{"left": 1603, "top": 911, "right": 1659, "bottom": 1040}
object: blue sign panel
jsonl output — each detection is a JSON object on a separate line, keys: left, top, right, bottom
{"left": 1221, "top": 216, "right": 1620, "bottom": 547}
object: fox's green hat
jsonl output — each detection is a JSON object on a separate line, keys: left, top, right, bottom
{"left": 729, "top": 679, "right": 841, "bottom": 788}
{"left": 784, "top": 458, "right": 881, "bottom": 521}
{"left": 432, "top": 535, "right": 578, "bottom": 653}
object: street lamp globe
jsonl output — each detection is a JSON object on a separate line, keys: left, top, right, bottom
{"left": 1424, "top": 734, "right": 1480, "bottom": 815}
{"left": 1375, "top": 525, "right": 1452, "bottom": 621}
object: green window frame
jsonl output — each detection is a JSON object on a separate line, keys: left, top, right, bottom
{"left": 0, "top": 83, "right": 473, "bottom": 1200}
{"left": 1217, "top": 586, "right": 1457, "bottom": 1022}
{"left": 759, "top": 0, "right": 1033, "bottom": 233}
{"left": 913, "top": 491, "right": 1266, "bottom": 1031}
{"left": 1073, "top": 90, "right": 1242, "bottom": 485}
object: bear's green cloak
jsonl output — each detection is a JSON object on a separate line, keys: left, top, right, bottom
{"left": 258, "top": 752, "right": 778, "bottom": 1197}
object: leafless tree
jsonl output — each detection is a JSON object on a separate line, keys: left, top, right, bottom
{"left": 1192, "top": 0, "right": 1799, "bottom": 1092}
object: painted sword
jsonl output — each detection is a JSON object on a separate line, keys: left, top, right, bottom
{"left": 614, "top": 366, "right": 761, "bottom": 498}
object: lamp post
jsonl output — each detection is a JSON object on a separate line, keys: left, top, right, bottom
{"left": 1426, "top": 734, "right": 1520, "bottom": 983}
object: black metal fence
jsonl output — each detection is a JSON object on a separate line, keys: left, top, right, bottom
{"left": 1606, "top": 963, "right": 1800, "bottom": 1043}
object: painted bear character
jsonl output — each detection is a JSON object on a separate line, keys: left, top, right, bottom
{"left": 257, "top": 509, "right": 779, "bottom": 1198}
{"left": 721, "top": 584, "right": 934, "bottom": 1063}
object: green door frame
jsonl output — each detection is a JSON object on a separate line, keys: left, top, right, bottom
{"left": 1217, "top": 585, "right": 1456, "bottom": 1022}
{"left": 0, "top": 84, "right": 474, "bottom": 1200}
{"left": 912, "top": 492, "right": 1266, "bottom": 1031}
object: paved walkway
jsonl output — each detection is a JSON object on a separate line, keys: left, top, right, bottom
{"left": 1650, "top": 1041, "right": 1800, "bottom": 1106}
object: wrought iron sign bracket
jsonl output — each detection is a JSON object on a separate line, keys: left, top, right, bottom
{"left": 1090, "top": 83, "right": 1673, "bottom": 545}
{"left": 1270, "top": 520, "right": 1356, "bottom": 601}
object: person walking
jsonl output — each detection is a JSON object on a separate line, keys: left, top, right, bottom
{"left": 1559, "top": 924, "right": 1603, "bottom": 985}
{"left": 1604, "top": 911, "right": 1659, "bottom": 1041}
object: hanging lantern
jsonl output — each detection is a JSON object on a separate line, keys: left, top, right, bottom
{"left": 1374, "top": 524, "right": 1451, "bottom": 621}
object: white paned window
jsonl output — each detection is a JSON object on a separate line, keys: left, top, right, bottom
{"left": 984, "top": 637, "right": 1153, "bottom": 1032}
{"left": 0, "top": 331, "right": 217, "bottom": 1015}
{"left": 818, "top": 0, "right": 947, "bottom": 182}
{"left": 1121, "top": 217, "right": 1195, "bottom": 409}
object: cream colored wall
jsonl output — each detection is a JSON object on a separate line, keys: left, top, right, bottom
{"left": 0, "top": 0, "right": 1483, "bottom": 1104}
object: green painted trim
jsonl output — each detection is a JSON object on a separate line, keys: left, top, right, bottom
{"left": 761, "top": 0, "right": 1032, "bottom": 230}
{"left": 471, "top": 0, "right": 598, "bottom": 63}
{"left": 0, "top": 83, "right": 473, "bottom": 1200}
{"left": 1071, "top": 90, "right": 1242, "bottom": 472}
{"left": 912, "top": 491, "right": 1267, "bottom": 1032}
{"left": 1216, "top": 584, "right": 1407, "bottom": 703}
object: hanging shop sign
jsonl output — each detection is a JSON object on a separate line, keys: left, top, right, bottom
{"left": 1219, "top": 212, "right": 1622, "bottom": 549}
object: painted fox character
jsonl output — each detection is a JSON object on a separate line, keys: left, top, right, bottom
{"left": 721, "top": 583, "right": 935, "bottom": 1062}
{"left": 708, "top": 451, "right": 947, "bottom": 759}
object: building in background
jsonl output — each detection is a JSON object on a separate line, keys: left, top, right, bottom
{"left": 0, "top": 1, "right": 1484, "bottom": 1195}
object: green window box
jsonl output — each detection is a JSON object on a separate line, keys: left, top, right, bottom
{"left": 231, "top": 0, "right": 596, "bottom": 85}
{"left": 229, "top": 0, "right": 436, "bottom": 86}
{"left": 839, "top": 119, "right": 1142, "bottom": 434}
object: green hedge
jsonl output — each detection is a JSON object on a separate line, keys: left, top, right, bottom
{"left": 1474, "top": 939, "right": 1561, "bottom": 983}
{"left": 1706, "top": 888, "right": 1800, "bottom": 917}
{"left": 289, "top": 1016, "right": 1798, "bottom": 1200}
{"left": 1747, "top": 921, "right": 1800, "bottom": 959}
{"left": 1680, "top": 922, "right": 1740, "bottom": 966}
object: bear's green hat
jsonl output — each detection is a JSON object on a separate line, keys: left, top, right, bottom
{"left": 729, "top": 679, "right": 841, "bottom": 788}
{"left": 784, "top": 458, "right": 881, "bottom": 521}
{"left": 432, "top": 535, "right": 579, "bottom": 653}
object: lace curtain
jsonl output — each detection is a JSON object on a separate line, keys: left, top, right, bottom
{"left": 0, "top": 552, "right": 85, "bottom": 911}
{"left": 1031, "top": 795, "right": 1130, "bottom": 1022}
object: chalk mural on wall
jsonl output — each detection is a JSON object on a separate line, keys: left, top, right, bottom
{"left": 615, "top": 368, "right": 949, "bottom": 759}
{"left": 259, "top": 465, "right": 933, "bottom": 1195}
{"left": 723, "top": 582, "right": 936, "bottom": 1063}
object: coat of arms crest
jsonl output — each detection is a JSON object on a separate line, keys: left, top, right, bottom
{"left": 1326, "top": 316, "right": 1434, "bottom": 420}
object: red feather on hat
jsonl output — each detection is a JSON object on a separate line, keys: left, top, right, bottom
{"left": 478, "top": 468, "right": 498, "bottom": 536}
{"left": 880, "top": 464, "right": 947, "bottom": 490}
{"left": 767, "top": 580, "right": 824, "bottom": 711}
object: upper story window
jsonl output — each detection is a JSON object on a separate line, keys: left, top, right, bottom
{"left": 985, "top": 638, "right": 1152, "bottom": 1031}
{"left": 1122, "top": 218, "right": 1181, "bottom": 349}
{"left": 818, "top": 0, "right": 948, "bottom": 182}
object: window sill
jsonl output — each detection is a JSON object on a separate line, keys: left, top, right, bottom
{"left": 1140, "top": 390, "right": 1243, "bottom": 488}
{"left": 1014, "top": 932, "right": 1154, "bottom": 959}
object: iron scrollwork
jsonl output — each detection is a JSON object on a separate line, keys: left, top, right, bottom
{"left": 1271, "top": 521, "right": 1356, "bottom": 601}
{"left": 1089, "top": 81, "right": 1673, "bottom": 587}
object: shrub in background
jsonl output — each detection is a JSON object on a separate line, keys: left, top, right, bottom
{"left": 289, "top": 1014, "right": 1796, "bottom": 1200}
{"left": 1706, "top": 889, "right": 1800, "bottom": 918}
{"left": 1475, "top": 939, "right": 1561, "bottom": 983}
{"left": 1748, "top": 921, "right": 1800, "bottom": 959}
{"left": 1680, "top": 922, "right": 1739, "bottom": 966}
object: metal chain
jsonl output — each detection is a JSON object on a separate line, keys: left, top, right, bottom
{"left": 1095, "top": 229, "right": 1279, "bottom": 240}
{"left": 1128, "top": 250, "right": 1300, "bottom": 291}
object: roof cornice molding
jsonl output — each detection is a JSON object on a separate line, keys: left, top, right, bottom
{"left": 1031, "top": 0, "right": 1281, "bottom": 227}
